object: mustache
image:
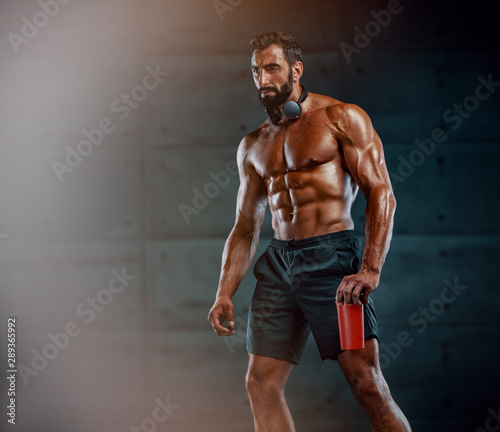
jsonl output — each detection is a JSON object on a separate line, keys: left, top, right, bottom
{"left": 259, "top": 86, "right": 278, "bottom": 93}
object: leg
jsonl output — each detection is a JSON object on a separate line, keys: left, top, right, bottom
{"left": 246, "top": 353, "right": 296, "bottom": 432}
{"left": 339, "top": 338, "right": 412, "bottom": 432}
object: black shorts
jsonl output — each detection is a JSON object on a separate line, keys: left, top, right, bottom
{"left": 246, "top": 230, "right": 379, "bottom": 364}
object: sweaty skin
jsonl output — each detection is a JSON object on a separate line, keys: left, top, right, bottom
{"left": 208, "top": 43, "right": 396, "bottom": 336}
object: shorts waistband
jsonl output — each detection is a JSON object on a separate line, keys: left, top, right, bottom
{"left": 270, "top": 230, "right": 357, "bottom": 250}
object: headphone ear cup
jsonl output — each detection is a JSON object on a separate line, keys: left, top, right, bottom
{"left": 265, "top": 87, "right": 307, "bottom": 124}
{"left": 281, "top": 101, "right": 302, "bottom": 120}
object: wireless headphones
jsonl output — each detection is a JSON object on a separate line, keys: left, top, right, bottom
{"left": 265, "top": 86, "right": 308, "bottom": 126}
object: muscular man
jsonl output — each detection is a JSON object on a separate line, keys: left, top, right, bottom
{"left": 208, "top": 32, "right": 412, "bottom": 431}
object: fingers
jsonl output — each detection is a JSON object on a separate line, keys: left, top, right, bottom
{"left": 207, "top": 303, "right": 236, "bottom": 336}
{"left": 359, "top": 291, "right": 369, "bottom": 305}
{"left": 209, "top": 311, "right": 234, "bottom": 336}
{"left": 215, "top": 322, "right": 236, "bottom": 336}
{"left": 336, "top": 279, "right": 345, "bottom": 305}
{"left": 336, "top": 275, "right": 352, "bottom": 306}
{"left": 351, "top": 285, "right": 366, "bottom": 306}
{"left": 224, "top": 304, "right": 235, "bottom": 332}
{"left": 337, "top": 275, "right": 371, "bottom": 306}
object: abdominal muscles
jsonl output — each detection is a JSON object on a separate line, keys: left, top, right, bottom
{"left": 266, "top": 164, "right": 357, "bottom": 239}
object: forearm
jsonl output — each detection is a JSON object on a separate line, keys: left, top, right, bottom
{"left": 361, "top": 186, "right": 396, "bottom": 275}
{"left": 216, "top": 227, "right": 261, "bottom": 300}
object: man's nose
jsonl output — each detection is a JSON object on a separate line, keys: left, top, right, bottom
{"left": 258, "top": 70, "right": 270, "bottom": 88}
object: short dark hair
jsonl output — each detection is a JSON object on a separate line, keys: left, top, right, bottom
{"left": 249, "top": 32, "right": 302, "bottom": 66}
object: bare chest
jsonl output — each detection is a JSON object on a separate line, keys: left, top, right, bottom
{"left": 250, "top": 120, "right": 342, "bottom": 179}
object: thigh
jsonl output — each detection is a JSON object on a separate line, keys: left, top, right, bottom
{"left": 247, "top": 248, "right": 310, "bottom": 364}
{"left": 246, "top": 290, "right": 310, "bottom": 364}
{"left": 293, "top": 240, "right": 378, "bottom": 361}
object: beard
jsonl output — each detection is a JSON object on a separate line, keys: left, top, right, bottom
{"left": 258, "top": 69, "right": 294, "bottom": 108}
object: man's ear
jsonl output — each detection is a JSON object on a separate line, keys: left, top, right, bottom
{"left": 293, "top": 61, "right": 303, "bottom": 82}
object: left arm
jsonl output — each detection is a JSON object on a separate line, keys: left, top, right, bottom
{"left": 332, "top": 103, "right": 396, "bottom": 305}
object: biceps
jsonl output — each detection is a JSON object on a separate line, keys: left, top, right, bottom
{"left": 344, "top": 140, "right": 392, "bottom": 195}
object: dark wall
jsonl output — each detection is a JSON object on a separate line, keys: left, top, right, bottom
{"left": 1, "top": 1, "right": 499, "bottom": 431}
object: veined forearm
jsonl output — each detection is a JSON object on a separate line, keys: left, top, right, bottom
{"left": 361, "top": 187, "right": 396, "bottom": 275}
{"left": 216, "top": 228, "right": 261, "bottom": 299}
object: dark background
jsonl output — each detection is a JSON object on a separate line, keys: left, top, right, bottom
{"left": 1, "top": 0, "right": 499, "bottom": 431}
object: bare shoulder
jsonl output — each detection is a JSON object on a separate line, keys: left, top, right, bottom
{"left": 305, "top": 94, "right": 375, "bottom": 143}
{"left": 238, "top": 127, "right": 259, "bottom": 151}
{"left": 236, "top": 126, "right": 264, "bottom": 168}
{"left": 313, "top": 96, "right": 370, "bottom": 130}
{"left": 237, "top": 120, "right": 270, "bottom": 160}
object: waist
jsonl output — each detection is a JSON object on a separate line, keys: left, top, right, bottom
{"left": 270, "top": 229, "right": 358, "bottom": 251}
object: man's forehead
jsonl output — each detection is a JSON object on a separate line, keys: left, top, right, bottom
{"left": 251, "top": 44, "right": 286, "bottom": 66}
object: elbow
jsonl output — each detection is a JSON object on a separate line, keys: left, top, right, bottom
{"left": 388, "top": 190, "right": 397, "bottom": 210}
{"left": 233, "top": 217, "right": 262, "bottom": 240}
{"left": 368, "top": 184, "right": 396, "bottom": 203}
{"left": 386, "top": 188, "right": 397, "bottom": 218}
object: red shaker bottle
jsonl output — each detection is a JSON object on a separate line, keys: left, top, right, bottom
{"left": 336, "top": 302, "right": 365, "bottom": 350}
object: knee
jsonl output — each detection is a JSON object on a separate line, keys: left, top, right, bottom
{"left": 348, "top": 370, "right": 390, "bottom": 404}
{"left": 245, "top": 369, "right": 282, "bottom": 400}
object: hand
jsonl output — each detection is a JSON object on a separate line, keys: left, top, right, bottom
{"left": 207, "top": 297, "right": 236, "bottom": 336}
{"left": 336, "top": 270, "right": 380, "bottom": 306}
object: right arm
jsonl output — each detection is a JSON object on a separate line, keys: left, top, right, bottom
{"left": 208, "top": 137, "right": 268, "bottom": 336}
